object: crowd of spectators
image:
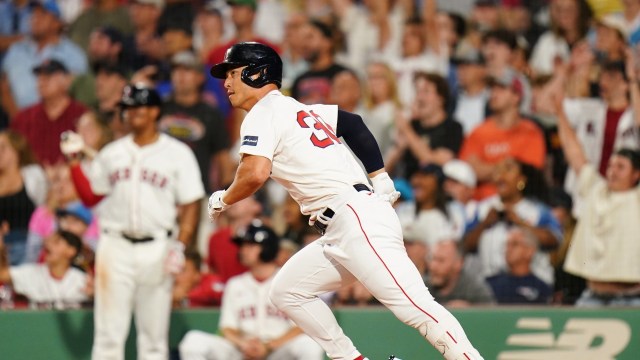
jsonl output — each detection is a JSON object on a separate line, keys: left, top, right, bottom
{"left": 1, "top": 0, "right": 640, "bottom": 312}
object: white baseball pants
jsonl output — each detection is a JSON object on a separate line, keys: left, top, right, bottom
{"left": 92, "top": 233, "right": 174, "bottom": 360}
{"left": 270, "top": 192, "right": 484, "bottom": 360}
{"left": 178, "top": 330, "right": 325, "bottom": 360}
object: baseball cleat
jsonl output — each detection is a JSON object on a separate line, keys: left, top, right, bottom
{"left": 388, "top": 356, "right": 403, "bottom": 360}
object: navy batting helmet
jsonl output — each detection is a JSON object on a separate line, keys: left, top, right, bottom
{"left": 118, "top": 83, "right": 162, "bottom": 108}
{"left": 209, "top": 42, "right": 282, "bottom": 89}
{"left": 233, "top": 219, "right": 280, "bottom": 263}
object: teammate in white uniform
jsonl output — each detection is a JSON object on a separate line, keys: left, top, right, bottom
{"left": 61, "top": 84, "right": 205, "bottom": 360}
{"left": 207, "top": 42, "right": 483, "bottom": 360}
{"left": 0, "top": 230, "right": 89, "bottom": 309}
{"left": 179, "top": 220, "right": 324, "bottom": 360}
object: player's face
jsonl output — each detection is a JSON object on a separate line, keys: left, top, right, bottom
{"left": 237, "top": 242, "right": 262, "bottom": 267}
{"left": 605, "top": 155, "right": 640, "bottom": 191}
{"left": 223, "top": 66, "right": 256, "bottom": 111}
{"left": 493, "top": 158, "right": 525, "bottom": 201}
{"left": 123, "top": 105, "right": 160, "bottom": 131}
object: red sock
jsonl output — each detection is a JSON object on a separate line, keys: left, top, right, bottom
{"left": 354, "top": 356, "right": 365, "bottom": 360}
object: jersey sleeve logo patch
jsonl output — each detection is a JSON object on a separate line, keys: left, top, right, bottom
{"left": 242, "top": 135, "right": 259, "bottom": 146}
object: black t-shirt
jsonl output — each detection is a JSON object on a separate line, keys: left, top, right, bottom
{"left": 401, "top": 117, "right": 464, "bottom": 179}
{"left": 291, "top": 63, "right": 349, "bottom": 105}
{"left": 160, "top": 100, "right": 229, "bottom": 191}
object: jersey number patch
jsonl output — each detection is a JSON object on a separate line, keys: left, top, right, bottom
{"left": 296, "top": 110, "right": 341, "bottom": 148}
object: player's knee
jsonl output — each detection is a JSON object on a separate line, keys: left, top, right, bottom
{"left": 179, "top": 330, "right": 209, "bottom": 357}
{"left": 268, "top": 280, "right": 287, "bottom": 309}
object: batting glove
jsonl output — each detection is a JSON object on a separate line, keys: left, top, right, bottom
{"left": 165, "top": 241, "right": 185, "bottom": 275}
{"left": 371, "top": 172, "right": 401, "bottom": 205}
{"left": 60, "top": 131, "right": 85, "bottom": 160}
{"left": 208, "top": 190, "right": 229, "bottom": 220}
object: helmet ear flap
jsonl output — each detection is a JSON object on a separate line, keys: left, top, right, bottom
{"left": 241, "top": 63, "right": 282, "bottom": 89}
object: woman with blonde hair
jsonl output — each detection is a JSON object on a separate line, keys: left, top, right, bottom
{"left": 361, "top": 61, "right": 402, "bottom": 157}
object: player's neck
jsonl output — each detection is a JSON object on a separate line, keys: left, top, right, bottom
{"left": 133, "top": 127, "right": 160, "bottom": 146}
{"left": 241, "top": 86, "right": 277, "bottom": 112}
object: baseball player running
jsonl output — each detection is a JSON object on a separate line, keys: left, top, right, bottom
{"left": 207, "top": 42, "right": 483, "bottom": 360}
{"left": 61, "top": 84, "right": 205, "bottom": 360}
{"left": 179, "top": 219, "right": 324, "bottom": 360}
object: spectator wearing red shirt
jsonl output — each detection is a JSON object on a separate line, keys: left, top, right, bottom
{"left": 10, "top": 59, "right": 86, "bottom": 165}
{"left": 207, "top": 195, "right": 263, "bottom": 282}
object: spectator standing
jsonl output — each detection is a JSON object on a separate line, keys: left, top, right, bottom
{"left": 427, "top": 240, "right": 495, "bottom": 307}
{"left": 387, "top": 72, "right": 463, "bottom": 178}
{"left": 10, "top": 60, "right": 87, "bottom": 165}
{"left": 460, "top": 70, "right": 546, "bottom": 200}
{"left": 1, "top": 0, "right": 87, "bottom": 115}
{"left": 280, "top": 12, "right": 309, "bottom": 92}
{"left": 463, "top": 157, "right": 562, "bottom": 285}
{"left": 0, "top": 130, "right": 47, "bottom": 265}
{"left": 0, "top": 229, "right": 90, "bottom": 309}
{"left": 124, "top": 0, "right": 165, "bottom": 71}
{"left": 555, "top": 93, "right": 640, "bottom": 307}
{"left": 486, "top": 226, "right": 553, "bottom": 304}
{"left": 179, "top": 220, "right": 324, "bottom": 360}
{"left": 290, "top": 20, "right": 349, "bottom": 105}
{"left": 67, "top": 0, "right": 133, "bottom": 51}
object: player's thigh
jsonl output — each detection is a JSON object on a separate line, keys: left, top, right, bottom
{"left": 271, "top": 240, "right": 355, "bottom": 299}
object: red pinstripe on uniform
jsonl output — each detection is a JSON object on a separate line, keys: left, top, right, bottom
{"left": 346, "top": 204, "right": 472, "bottom": 360}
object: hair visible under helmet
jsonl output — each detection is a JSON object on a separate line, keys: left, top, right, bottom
{"left": 209, "top": 42, "right": 283, "bottom": 88}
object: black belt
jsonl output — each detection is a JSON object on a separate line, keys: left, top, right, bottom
{"left": 104, "top": 229, "right": 172, "bottom": 244}
{"left": 313, "top": 184, "right": 370, "bottom": 235}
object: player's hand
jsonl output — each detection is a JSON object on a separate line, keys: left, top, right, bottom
{"left": 60, "top": 131, "right": 85, "bottom": 159}
{"left": 207, "top": 190, "right": 229, "bottom": 220}
{"left": 308, "top": 209, "right": 332, "bottom": 229}
{"left": 370, "top": 172, "right": 401, "bottom": 205}
{"left": 165, "top": 241, "right": 186, "bottom": 275}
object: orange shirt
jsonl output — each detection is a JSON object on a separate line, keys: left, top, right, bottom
{"left": 460, "top": 118, "right": 546, "bottom": 200}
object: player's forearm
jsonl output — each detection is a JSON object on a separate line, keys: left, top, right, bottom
{"left": 69, "top": 163, "right": 105, "bottom": 207}
{"left": 222, "top": 155, "right": 270, "bottom": 205}
{"left": 176, "top": 200, "right": 200, "bottom": 246}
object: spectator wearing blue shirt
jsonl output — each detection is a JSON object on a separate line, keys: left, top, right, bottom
{"left": 1, "top": 0, "right": 87, "bottom": 117}
{"left": 487, "top": 226, "right": 553, "bottom": 304}
{"left": 0, "top": 0, "right": 32, "bottom": 56}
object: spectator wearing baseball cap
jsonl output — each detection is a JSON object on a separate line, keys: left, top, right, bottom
{"left": 159, "top": 50, "right": 233, "bottom": 193}
{"left": 594, "top": 14, "right": 628, "bottom": 63}
{"left": 444, "top": 159, "right": 480, "bottom": 243}
{"left": 459, "top": 69, "right": 546, "bottom": 200}
{"left": 1, "top": 0, "right": 88, "bottom": 115}
{"left": 67, "top": 0, "right": 133, "bottom": 52}
{"left": 10, "top": 59, "right": 87, "bottom": 165}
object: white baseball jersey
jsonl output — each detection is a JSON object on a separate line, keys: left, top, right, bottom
{"left": 220, "top": 270, "right": 294, "bottom": 341}
{"left": 10, "top": 263, "right": 88, "bottom": 309}
{"left": 89, "top": 134, "right": 205, "bottom": 234}
{"left": 238, "top": 90, "right": 369, "bottom": 215}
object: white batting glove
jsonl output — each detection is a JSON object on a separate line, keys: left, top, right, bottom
{"left": 371, "top": 172, "right": 401, "bottom": 205}
{"left": 208, "top": 190, "right": 229, "bottom": 220}
{"left": 165, "top": 241, "right": 185, "bottom": 275}
{"left": 60, "top": 131, "right": 85, "bottom": 159}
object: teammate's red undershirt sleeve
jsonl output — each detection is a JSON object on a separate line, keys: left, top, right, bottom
{"left": 69, "top": 163, "right": 105, "bottom": 207}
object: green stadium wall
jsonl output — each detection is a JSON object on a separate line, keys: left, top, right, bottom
{"left": 0, "top": 307, "right": 638, "bottom": 359}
